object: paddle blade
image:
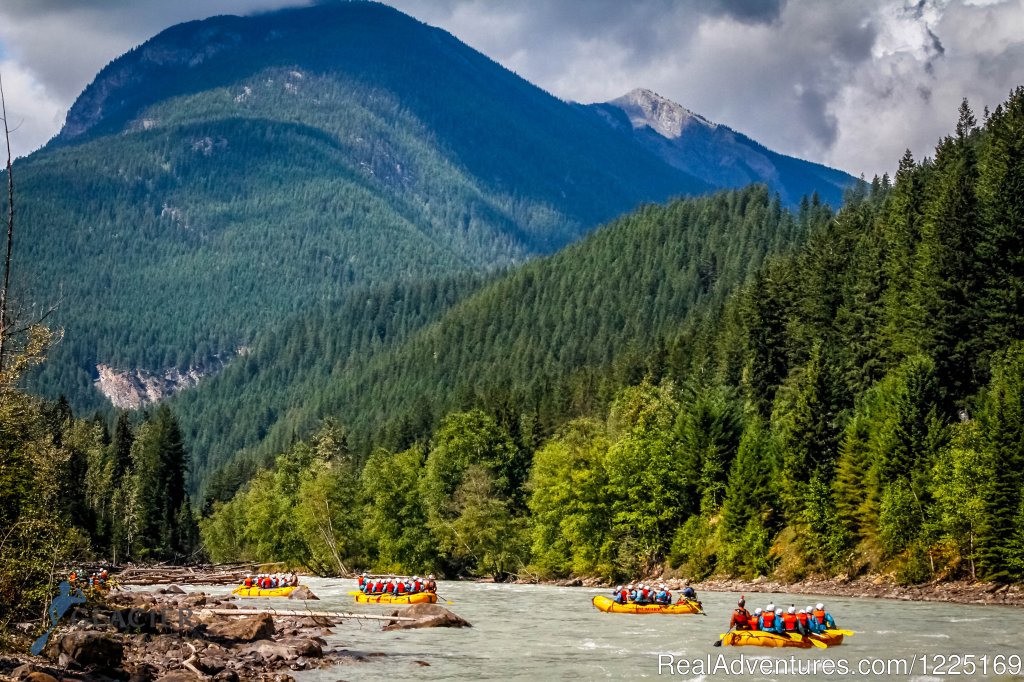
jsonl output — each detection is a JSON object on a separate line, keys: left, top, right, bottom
{"left": 827, "top": 628, "right": 854, "bottom": 636}
{"left": 712, "top": 639, "right": 722, "bottom": 647}
{"left": 808, "top": 636, "right": 828, "bottom": 649}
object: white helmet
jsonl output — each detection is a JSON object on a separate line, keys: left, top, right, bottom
{"left": 754, "top": 608, "right": 762, "bottom": 615}
{"left": 816, "top": 603, "right": 824, "bottom": 610}
{"left": 806, "top": 605, "right": 814, "bottom": 613}
{"left": 787, "top": 606, "right": 796, "bottom": 614}
{"left": 413, "top": 576, "right": 419, "bottom": 581}
{"left": 798, "top": 608, "right": 806, "bottom": 614}
{"left": 616, "top": 585, "right": 622, "bottom": 591}
{"left": 766, "top": 603, "right": 775, "bottom": 611}
{"left": 775, "top": 609, "right": 783, "bottom": 616}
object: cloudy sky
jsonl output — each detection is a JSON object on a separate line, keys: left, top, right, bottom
{"left": 1, "top": 0, "right": 1022, "bottom": 177}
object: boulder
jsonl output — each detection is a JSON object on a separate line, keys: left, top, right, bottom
{"left": 205, "top": 613, "right": 275, "bottom": 642}
{"left": 165, "top": 585, "right": 187, "bottom": 594}
{"left": 287, "top": 586, "right": 318, "bottom": 600}
{"left": 51, "top": 631, "right": 124, "bottom": 669}
{"left": 156, "top": 671, "right": 201, "bottom": 681}
{"left": 25, "top": 673, "right": 60, "bottom": 682}
{"left": 383, "top": 604, "right": 471, "bottom": 631}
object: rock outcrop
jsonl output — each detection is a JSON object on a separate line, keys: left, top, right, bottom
{"left": 383, "top": 603, "right": 471, "bottom": 631}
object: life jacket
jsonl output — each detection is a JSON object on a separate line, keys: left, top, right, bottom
{"left": 413, "top": 581, "right": 422, "bottom": 592}
{"left": 761, "top": 611, "right": 776, "bottom": 628}
{"left": 733, "top": 607, "right": 750, "bottom": 625}
{"left": 358, "top": 576, "right": 365, "bottom": 588}
{"left": 619, "top": 589, "right": 628, "bottom": 602}
{"left": 426, "top": 580, "right": 436, "bottom": 592}
{"left": 386, "top": 581, "right": 395, "bottom": 593}
{"left": 812, "top": 609, "right": 826, "bottom": 625}
{"left": 640, "top": 588, "right": 649, "bottom": 600}
{"left": 783, "top": 612, "right": 798, "bottom": 631}
{"left": 375, "top": 580, "right": 385, "bottom": 593}
{"left": 747, "top": 615, "right": 759, "bottom": 630}
{"left": 244, "top": 578, "right": 252, "bottom": 587}
{"left": 797, "top": 612, "right": 810, "bottom": 628}
{"left": 396, "top": 582, "right": 406, "bottom": 594}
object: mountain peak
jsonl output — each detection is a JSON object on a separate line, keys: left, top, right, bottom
{"left": 608, "top": 88, "right": 716, "bottom": 140}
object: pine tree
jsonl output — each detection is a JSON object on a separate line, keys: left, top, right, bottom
{"left": 977, "top": 343, "right": 1024, "bottom": 581}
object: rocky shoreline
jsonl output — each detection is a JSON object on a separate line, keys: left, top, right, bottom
{"left": 542, "top": 575, "right": 1024, "bottom": 607}
{"left": 1, "top": 586, "right": 468, "bottom": 681}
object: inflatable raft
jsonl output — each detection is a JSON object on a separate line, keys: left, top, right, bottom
{"left": 721, "top": 630, "right": 845, "bottom": 648}
{"left": 355, "top": 591, "right": 437, "bottom": 605}
{"left": 231, "top": 585, "right": 299, "bottom": 598}
{"left": 592, "top": 595, "right": 703, "bottom": 614}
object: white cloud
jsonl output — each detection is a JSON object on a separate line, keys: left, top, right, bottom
{"left": 0, "top": 59, "right": 66, "bottom": 158}
{"left": 0, "top": 0, "right": 1022, "bottom": 176}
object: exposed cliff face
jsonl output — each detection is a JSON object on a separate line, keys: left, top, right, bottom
{"left": 94, "top": 358, "right": 230, "bottom": 409}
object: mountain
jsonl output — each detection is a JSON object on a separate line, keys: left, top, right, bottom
{"left": 591, "top": 88, "right": 854, "bottom": 206}
{"left": 9, "top": 2, "right": 852, "bottom": 414}
{"left": 178, "top": 185, "right": 834, "bottom": 497}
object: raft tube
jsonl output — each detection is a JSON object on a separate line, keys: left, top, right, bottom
{"left": 355, "top": 591, "right": 438, "bottom": 605}
{"left": 721, "top": 630, "right": 811, "bottom": 648}
{"left": 231, "top": 585, "right": 299, "bottom": 598}
{"left": 591, "top": 595, "right": 703, "bottom": 614}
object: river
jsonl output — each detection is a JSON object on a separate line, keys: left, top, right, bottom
{"left": 219, "top": 578, "right": 1024, "bottom": 681}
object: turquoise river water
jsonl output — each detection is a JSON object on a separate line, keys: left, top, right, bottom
{"left": 187, "top": 578, "right": 1024, "bottom": 681}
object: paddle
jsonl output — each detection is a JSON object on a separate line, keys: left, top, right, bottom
{"left": 799, "top": 633, "right": 828, "bottom": 649}
{"left": 435, "top": 593, "right": 455, "bottom": 605}
{"left": 712, "top": 632, "right": 729, "bottom": 647}
{"left": 826, "top": 628, "right": 854, "bottom": 636}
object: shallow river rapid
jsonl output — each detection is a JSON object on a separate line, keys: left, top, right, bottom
{"left": 206, "top": 578, "right": 1024, "bottom": 681}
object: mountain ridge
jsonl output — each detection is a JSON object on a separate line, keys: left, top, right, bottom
{"left": 13, "top": 1, "right": 854, "bottom": 415}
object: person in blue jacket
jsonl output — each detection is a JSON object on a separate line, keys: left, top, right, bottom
{"left": 809, "top": 603, "right": 836, "bottom": 632}
{"left": 654, "top": 584, "right": 670, "bottom": 605}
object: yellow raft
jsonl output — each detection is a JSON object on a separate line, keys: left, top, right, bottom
{"left": 354, "top": 591, "right": 438, "bottom": 605}
{"left": 592, "top": 595, "right": 703, "bottom": 614}
{"left": 721, "top": 630, "right": 845, "bottom": 648}
{"left": 231, "top": 585, "right": 299, "bottom": 598}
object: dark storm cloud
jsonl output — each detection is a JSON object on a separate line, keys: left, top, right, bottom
{"left": 706, "top": 0, "right": 786, "bottom": 25}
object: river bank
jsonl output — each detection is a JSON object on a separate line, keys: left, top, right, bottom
{"left": 0, "top": 584, "right": 466, "bottom": 682}
{"left": 541, "top": 574, "right": 1024, "bottom": 607}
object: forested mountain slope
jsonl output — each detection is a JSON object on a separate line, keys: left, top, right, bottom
{"left": 179, "top": 185, "right": 831, "bottom": 497}
{"left": 9, "top": 2, "right": 853, "bottom": 412}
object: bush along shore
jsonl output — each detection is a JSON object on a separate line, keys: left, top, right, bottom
{"left": 0, "top": 585, "right": 468, "bottom": 681}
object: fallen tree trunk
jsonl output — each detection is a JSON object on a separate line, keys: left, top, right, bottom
{"left": 199, "top": 608, "right": 416, "bottom": 622}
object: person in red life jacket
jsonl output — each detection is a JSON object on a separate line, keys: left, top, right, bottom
{"left": 358, "top": 573, "right": 367, "bottom": 591}
{"left": 809, "top": 603, "right": 836, "bottom": 633}
{"left": 426, "top": 575, "right": 437, "bottom": 592}
{"left": 243, "top": 574, "right": 253, "bottom": 588}
{"left": 782, "top": 606, "right": 805, "bottom": 635}
{"left": 638, "top": 584, "right": 652, "bottom": 604}
{"left": 394, "top": 579, "right": 406, "bottom": 596}
{"left": 749, "top": 608, "right": 762, "bottom": 630}
{"left": 612, "top": 585, "right": 626, "bottom": 604}
{"left": 759, "top": 603, "right": 777, "bottom": 632}
{"left": 797, "top": 608, "right": 811, "bottom": 635}
{"left": 729, "top": 597, "right": 752, "bottom": 630}
{"left": 386, "top": 579, "right": 396, "bottom": 595}
{"left": 375, "top": 579, "right": 385, "bottom": 594}
{"left": 412, "top": 576, "right": 423, "bottom": 593}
